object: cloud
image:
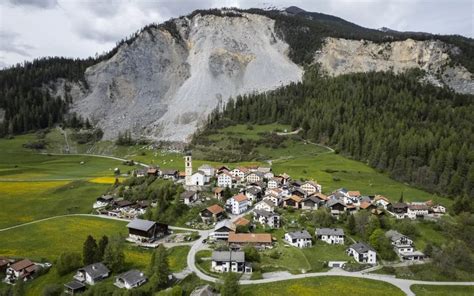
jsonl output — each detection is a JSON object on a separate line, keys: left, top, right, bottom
{"left": 0, "top": 31, "right": 35, "bottom": 57}
{"left": 7, "top": 0, "right": 58, "bottom": 9}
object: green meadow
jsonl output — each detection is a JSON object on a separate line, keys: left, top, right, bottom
{"left": 411, "top": 285, "right": 474, "bottom": 296}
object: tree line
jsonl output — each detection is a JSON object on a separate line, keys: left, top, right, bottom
{"left": 203, "top": 67, "right": 474, "bottom": 200}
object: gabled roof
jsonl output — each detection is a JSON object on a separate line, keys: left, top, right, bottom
{"left": 359, "top": 201, "right": 374, "bottom": 209}
{"left": 10, "top": 259, "right": 34, "bottom": 272}
{"left": 408, "top": 204, "right": 429, "bottom": 211}
{"left": 348, "top": 191, "right": 361, "bottom": 197}
{"left": 64, "top": 281, "right": 86, "bottom": 290}
{"left": 206, "top": 204, "right": 224, "bottom": 215}
{"left": 385, "top": 230, "right": 408, "bottom": 242}
{"left": 198, "top": 164, "right": 214, "bottom": 170}
{"left": 214, "top": 220, "right": 235, "bottom": 232}
{"left": 311, "top": 192, "right": 328, "bottom": 200}
{"left": 232, "top": 194, "right": 248, "bottom": 202}
{"left": 302, "top": 181, "right": 319, "bottom": 188}
{"left": 116, "top": 269, "right": 147, "bottom": 286}
{"left": 126, "top": 219, "right": 156, "bottom": 232}
{"left": 228, "top": 232, "right": 272, "bottom": 244}
{"left": 374, "top": 195, "right": 390, "bottom": 203}
{"left": 316, "top": 228, "right": 344, "bottom": 236}
{"left": 348, "top": 242, "right": 375, "bottom": 253}
{"left": 254, "top": 209, "right": 279, "bottom": 218}
{"left": 79, "top": 263, "right": 109, "bottom": 280}
{"left": 181, "top": 190, "right": 197, "bottom": 200}
{"left": 284, "top": 195, "right": 303, "bottom": 203}
{"left": 211, "top": 251, "right": 245, "bottom": 263}
{"left": 233, "top": 217, "right": 250, "bottom": 227}
{"left": 326, "top": 199, "right": 346, "bottom": 208}
{"left": 392, "top": 202, "right": 408, "bottom": 209}
{"left": 286, "top": 230, "right": 312, "bottom": 240}
{"left": 246, "top": 186, "right": 261, "bottom": 195}
{"left": 279, "top": 173, "right": 290, "bottom": 179}
{"left": 161, "top": 169, "right": 178, "bottom": 175}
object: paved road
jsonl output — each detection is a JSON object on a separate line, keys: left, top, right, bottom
{"left": 39, "top": 152, "right": 149, "bottom": 168}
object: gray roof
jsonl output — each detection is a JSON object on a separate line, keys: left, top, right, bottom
{"left": 262, "top": 199, "right": 275, "bottom": 207}
{"left": 214, "top": 219, "right": 235, "bottom": 232}
{"left": 304, "top": 196, "right": 323, "bottom": 204}
{"left": 181, "top": 190, "right": 197, "bottom": 200}
{"left": 211, "top": 251, "right": 245, "bottom": 263}
{"left": 161, "top": 169, "right": 178, "bottom": 175}
{"left": 79, "top": 263, "right": 109, "bottom": 280}
{"left": 116, "top": 269, "right": 147, "bottom": 286}
{"left": 190, "top": 285, "right": 218, "bottom": 296}
{"left": 385, "top": 230, "right": 407, "bottom": 242}
{"left": 348, "top": 242, "right": 376, "bottom": 253}
{"left": 316, "top": 228, "right": 345, "bottom": 236}
{"left": 126, "top": 219, "right": 156, "bottom": 232}
{"left": 246, "top": 186, "right": 261, "bottom": 195}
{"left": 287, "top": 230, "right": 312, "bottom": 240}
{"left": 326, "top": 199, "right": 345, "bottom": 208}
{"left": 64, "top": 281, "right": 85, "bottom": 290}
{"left": 254, "top": 209, "right": 279, "bottom": 218}
{"left": 198, "top": 164, "right": 214, "bottom": 170}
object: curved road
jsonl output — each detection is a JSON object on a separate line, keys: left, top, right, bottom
{"left": 39, "top": 152, "right": 149, "bottom": 168}
{"left": 2, "top": 214, "right": 473, "bottom": 295}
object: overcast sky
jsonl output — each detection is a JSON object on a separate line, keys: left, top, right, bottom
{"left": 0, "top": 0, "right": 472, "bottom": 68}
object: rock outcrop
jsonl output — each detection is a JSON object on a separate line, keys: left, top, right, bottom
{"left": 314, "top": 38, "right": 474, "bottom": 94}
{"left": 73, "top": 12, "right": 303, "bottom": 141}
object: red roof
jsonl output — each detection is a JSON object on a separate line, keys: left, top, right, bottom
{"left": 10, "top": 259, "right": 34, "bottom": 272}
{"left": 233, "top": 217, "right": 250, "bottom": 226}
{"left": 228, "top": 232, "right": 272, "bottom": 244}
{"left": 233, "top": 194, "right": 248, "bottom": 202}
{"left": 207, "top": 204, "right": 224, "bottom": 215}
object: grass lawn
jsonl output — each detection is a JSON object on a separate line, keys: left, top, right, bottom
{"left": 410, "top": 285, "right": 474, "bottom": 296}
{"left": 168, "top": 245, "right": 191, "bottom": 273}
{"left": 240, "top": 276, "right": 404, "bottom": 296}
{"left": 371, "top": 264, "right": 474, "bottom": 282}
{"left": 195, "top": 250, "right": 215, "bottom": 276}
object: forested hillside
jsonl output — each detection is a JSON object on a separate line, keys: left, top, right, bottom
{"left": 203, "top": 67, "right": 474, "bottom": 200}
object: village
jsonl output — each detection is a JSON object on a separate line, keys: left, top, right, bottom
{"left": 1, "top": 150, "right": 449, "bottom": 294}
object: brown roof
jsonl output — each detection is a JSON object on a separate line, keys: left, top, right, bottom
{"left": 228, "top": 232, "right": 272, "bottom": 244}
{"left": 233, "top": 217, "right": 250, "bottom": 227}
{"left": 207, "top": 204, "right": 224, "bottom": 215}
{"left": 374, "top": 195, "right": 390, "bottom": 202}
{"left": 360, "top": 201, "right": 373, "bottom": 209}
{"left": 348, "top": 191, "right": 361, "bottom": 197}
{"left": 233, "top": 194, "right": 248, "bottom": 202}
{"left": 408, "top": 204, "right": 429, "bottom": 211}
{"left": 312, "top": 192, "right": 328, "bottom": 200}
{"left": 213, "top": 187, "right": 223, "bottom": 193}
{"left": 285, "top": 195, "right": 303, "bottom": 203}
{"left": 178, "top": 171, "right": 186, "bottom": 177}
{"left": 0, "top": 257, "right": 10, "bottom": 267}
{"left": 10, "top": 259, "right": 34, "bottom": 272}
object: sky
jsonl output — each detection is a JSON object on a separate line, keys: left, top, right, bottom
{"left": 0, "top": 0, "right": 472, "bottom": 68}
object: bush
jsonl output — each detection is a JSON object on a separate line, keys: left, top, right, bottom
{"left": 56, "top": 252, "right": 82, "bottom": 276}
{"left": 42, "top": 284, "right": 62, "bottom": 296}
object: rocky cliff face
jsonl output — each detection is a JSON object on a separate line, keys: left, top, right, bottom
{"left": 73, "top": 12, "right": 303, "bottom": 141}
{"left": 314, "top": 38, "right": 473, "bottom": 94}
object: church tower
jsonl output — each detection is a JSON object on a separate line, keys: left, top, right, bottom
{"left": 184, "top": 151, "right": 192, "bottom": 186}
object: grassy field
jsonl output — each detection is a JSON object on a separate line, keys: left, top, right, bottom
{"left": 0, "top": 134, "right": 139, "bottom": 228}
{"left": 168, "top": 245, "right": 191, "bottom": 273}
{"left": 410, "top": 285, "right": 474, "bottom": 296}
{"left": 240, "top": 276, "right": 404, "bottom": 296}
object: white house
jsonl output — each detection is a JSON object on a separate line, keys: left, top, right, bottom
{"left": 431, "top": 204, "right": 446, "bottom": 214}
{"left": 267, "top": 178, "right": 281, "bottom": 189}
{"left": 301, "top": 181, "right": 321, "bottom": 195}
{"left": 385, "top": 230, "right": 414, "bottom": 254}
{"left": 230, "top": 168, "right": 247, "bottom": 179}
{"left": 253, "top": 209, "right": 280, "bottom": 228}
{"left": 181, "top": 190, "right": 198, "bottom": 205}
{"left": 407, "top": 204, "right": 429, "bottom": 219}
{"left": 191, "top": 171, "right": 206, "bottom": 186}
{"left": 346, "top": 242, "right": 377, "bottom": 264}
{"left": 74, "top": 263, "right": 110, "bottom": 285}
{"left": 285, "top": 230, "right": 312, "bottom": 248}
{"left": 217, "top": 172, "right": 233, "bottom": 188}
{"left": 210, "top": 220, "right": 236, "bottom": 241}
{"left": 211, "top": 251, "right": 252, "bottom": 273}
{"left": 93, "top": 195, "right": 114, "bottom": 209}
{"left": 374, "top": 195, "right": 391, "bottom": 209}
{"left": 226, "top": 194, "right": 249, "bottom": 215}
{"left": 245, "top": 186, "right": 261, "bottom": 204}
{"left": 246, "top": 172, "right": 264, "bottom": 183}
{"left": 5, "top": 259, "right": 38, "bottom": 283}
{"left": 198, "top": 164, "right": 215, "bottom": 177}
{"left": 114, "top": 269, "right": 147, "bottom": 289}
{"left": 316, "top": 228, "right": 345, "bottom": 245}
{"left": 254, "top": 200, "right": 275, "bottom": 212}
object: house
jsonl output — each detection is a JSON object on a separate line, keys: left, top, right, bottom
{"left": 254, "top": 199, "right": 275, "bottom": 212}
{"left": 217, "top": 172, "right": 233, "bottom": 188}
{"left": 301, "top": 181, "right": 321, "bottom": 195}
{"left": 74, "top": 263, "right": 110, "bottom": 285}
{"left": 114, "top": 199, "right": 135, "bottom": 209}
{"left": 0, "top": 257, "right": 13, "bottom": 273}
{"left": 211, "top": 251, "right": 252, "bottom": 273}
{"left": 198, "top": 164, "right": 215, "bottom": 177}
{"left": 291, "top": 187, "right": 307, "bottom": 198}
{"left": 147, "top": 167, "right": 159, "bottom": 176}
{"left": 263, "top": 194, "right": 281, "bottom": 207}
{"left": 390, "top": 203, "right": 408, "bottom": 219}
{"left": 5, "top": 259, "right": 38, "bottom": 282}
{"left": 181, "top": 190, "right": 198, "bottom": 205}
{"left": 407, "top": 204, "right": 429, "bottom": 219}
{"left": 233, "top": 217, "right": 251, "bottom": 229}
{"left": 245, "top": 186, "right": 261, "bottom": 203}
{"left": 285, "top": 230, "right": 312, "bottom": 248}
{"left": 210, "top": 220, "right": 235, "bottom": 241}
{"left": 200, "top": 204, "right": 225, "bottom": 223}
{"left": 126, "top": 219, "right": 168, "bottom": 242}
{"left": 216, "top": 166, "right": 230, "bottom": 175}
{"left": 359, "top": 201, "right": 377, "bottom": 211}
{"left": 431, "top": 204, "right": 446, "bottom": 214}
{"left": 346, "top": 242, "right": 377, "bottom": 264}
{"left": 326, "top": 199, "right": 347, "bottom": 216}
{"left": 301, "top": 195, "right": 324, "bottom": 210}
{"left": 93, "top": 195, "right": 114, "bottom": 209}
{"left": 161, "top": 169, "right": 178, "bottom": 180}
{"left": 213, "top": 187, "right": 223, "bottom": 200}
{"left": 245, "top": 172, "right": 264, "bottom": 183}
{"left": 191, "top": 171, "right": 206, "bottom": 186}
{"left": 257, "top": 166, "right": 272, "bottom": 174}
{"left": 316, "top": 228, "right": 345, "bottom": 245}
{"left": 114, "top": 269, "right": 147, "bottom": 289}
{"left": 385, "top": 230, "right": 425, "bottom": 260}
{"left": 190, "top": 285, "right": 219, "bottom": 296}
{"left": 374, "top": 195, "right": 391, "bottom": 209}
{"left": 278, "top": 173, "right": 291, "bottom": 185}
{"left": 267, "top": 178, "right": 281, "bottom": 189}
{"left": 135, "top": 169, "right": 147, "bottom": 178}
{"left": 226, "top": 194, "right": 249, "bottom": 215}
{"left": 283, "top": 195, "right": 303, "bottom": 209}
{"left": 230, "top": 167, "right": 248, "bottom": 179}
{"left": 348, "top": 191, "right": 361, "bottom": 198}
{"left": 253, "top": 209, "right": 281, "bottom": 228}
{"left": 228, "top": 232, "right": 273, "bottom": 249}
{"left": 64, "top": 281, "right": 86, "bottom": 295}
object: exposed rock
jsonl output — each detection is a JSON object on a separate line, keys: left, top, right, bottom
{"left": 315, "top": 37, "right": 473, "bottom": 94}
{"left": 73, "top": 12, "right": 303, "bottom": 142}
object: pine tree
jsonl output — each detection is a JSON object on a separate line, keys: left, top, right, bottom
{"left": 347, "top": 214, "right": 356, "bottom": 235}
{"left": 96, "top": 235, "right": 109, "bottom": 261}
{"left": 83, "top": 235, "right": 98, "bottom": 265}
{"left": 150, "top": 244, "right": 170, "bottom": 291}
{"left": 103, "top": 236, "right": 125, "bottom": 273}
{"left": 220, "top": 272, "right": 240, "bottom": 296}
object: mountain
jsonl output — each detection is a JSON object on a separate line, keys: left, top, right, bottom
{"left": 0, "top": 7, "right": 473, "bottom": 141}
